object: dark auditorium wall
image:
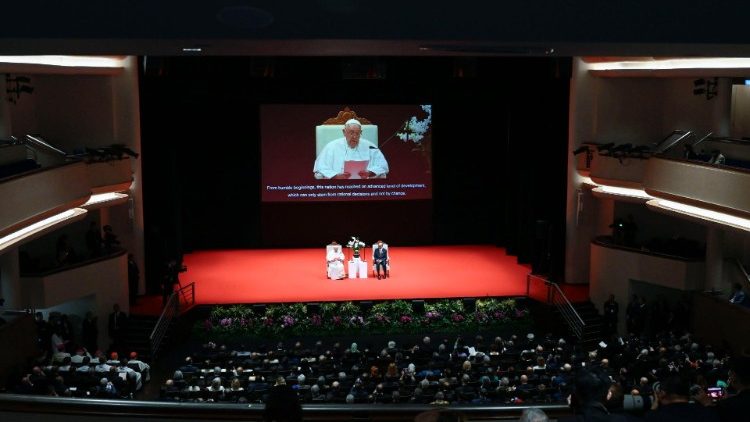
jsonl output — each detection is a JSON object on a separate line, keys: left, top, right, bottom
{"left": 140, "top": 57, "right": 570, "bottom": 289}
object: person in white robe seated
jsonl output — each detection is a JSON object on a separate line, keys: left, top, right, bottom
{"left": 327, "top": 244, "right": 346, "bottom": 280}
{"left": 313, "top": 118, "right": 389, "bottom": 179}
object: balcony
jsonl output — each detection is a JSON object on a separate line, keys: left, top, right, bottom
{"left": 644, "top": 156, "right": 750, "bottom": 219}
{"left": 87, "top": 157, "right": 133, "bottom": 194}
{"left": 20, "top": 251, "right": 128, "bottom": 309}
{"left": 0, "top": 161, "right": 90, "bottom": 239}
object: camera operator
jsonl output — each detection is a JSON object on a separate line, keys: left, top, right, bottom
{"left": 646, "top": 374, "right": 719, "bottom": 422}
{"left": 162, "top": 259, "right": 185, "bottom": 305}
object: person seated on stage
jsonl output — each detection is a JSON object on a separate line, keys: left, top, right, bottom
{"left": 327, "top": 244, "right": 346, "bottom": 280}
{"left": 374, "top": 240, "right": 388, "bottom": 280}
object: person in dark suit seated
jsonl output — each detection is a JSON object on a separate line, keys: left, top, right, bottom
{"left": 373, "top": 240, "right": 388, "bottom": 280}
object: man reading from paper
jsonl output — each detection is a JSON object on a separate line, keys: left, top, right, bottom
{"left": 313, "top": 119, "right": 389, "bottom": 179}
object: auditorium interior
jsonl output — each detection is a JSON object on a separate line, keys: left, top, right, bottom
{"left": 1, "top": 2, "right": 750, "bottom": 421}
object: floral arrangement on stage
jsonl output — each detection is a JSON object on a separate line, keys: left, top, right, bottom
{"left": 346, "top": 236, "right": 366, "bottom": 258}
{"left": 200, "top": 297, "right": 530, "bottom": 339}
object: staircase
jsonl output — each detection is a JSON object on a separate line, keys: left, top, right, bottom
{"left": 570, "top": 301, "right": 606, "bottom": 351}
{"left": 121, "top": 315, "right": 159, "bottom": 361}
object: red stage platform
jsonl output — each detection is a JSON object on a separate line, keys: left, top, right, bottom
{"left": 180, "top": 245, "right": 532, "bottom": 305}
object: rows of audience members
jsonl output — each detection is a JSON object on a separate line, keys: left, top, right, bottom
{"left": 13, "top": 349, "right": 150, "bottom": 399}
{"left": 158, "top": 331, "right": 749, "bottom": 422}
{"left": 160, "top": 334, "right": 589, "bottom": 405}
{"left": 10, "top": 309, "right": 148, "bottom": 399}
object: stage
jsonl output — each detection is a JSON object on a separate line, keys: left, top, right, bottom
{"left": 179, "top": 245, "right": 532, "bottom": 305}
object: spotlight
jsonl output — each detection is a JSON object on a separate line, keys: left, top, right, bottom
{"left": 572, "top": 145, "right": 590, "bottom": 156}
{"left": 5, "top": 74, "right": 34, "bottom": 104}
{"left": 693, "top": 77, "right": 718, "bottom": 99}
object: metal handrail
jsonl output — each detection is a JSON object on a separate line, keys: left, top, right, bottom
{"left": 178, "top": 281, "right": 196, "bottom": 309}
{"left": 149, "top": 292, "right": 178, "bottom": 359}
{"left": 549, "top": 282, "right": 586, "bottom": 339}
{"left": 735, "top": 259, "right": 750, "bottom": 287}
{"left": 526, "top": 274, "right": 586, "bottom": 339}
{"left": 0, "top": 394, "right": 574, "bottom": 420}
{"left": 148, "top": 282, "right": 196, "bottom": 359}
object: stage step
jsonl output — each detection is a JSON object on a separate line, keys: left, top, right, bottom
{"left": 119, "top": 315, "right": 160, "bottom": 361}
{"left": 571, "top": 301, "right": 606, "bottom": 351}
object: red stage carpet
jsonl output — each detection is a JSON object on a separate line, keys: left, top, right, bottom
{"left": 180, "top": 245, "right": 532, "bottom": 305}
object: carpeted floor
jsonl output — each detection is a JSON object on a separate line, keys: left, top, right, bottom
{"left": 130, "top": 245, "right": 589, "bottom": 316}
{"left": 182, "top": 245, "right": 530, "bottom": 304}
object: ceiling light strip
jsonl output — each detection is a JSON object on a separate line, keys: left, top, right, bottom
{"left": 0, "top": 208, "right": 87, "bottom": 250}
{"left": 649, "top": 199, "right": 750, "bottom": 231}
{"left": 83, "top": 192, "right": 128, "bottom": 207}
{"left": 0, "top": 56, "right": 125, "bottom": 68}
{"left": 592, "top": 185, "right": 653, "bottom": 200}
{"left": 588, "top": 57, "right": 750, "bottom": 71}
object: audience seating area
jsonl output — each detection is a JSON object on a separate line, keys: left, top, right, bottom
{"left": 4, "top": 295, "right": 745, "bottom": 422}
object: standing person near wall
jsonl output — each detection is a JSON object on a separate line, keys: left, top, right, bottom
{"left": 603, "top": 295, "right": 619, "bottom": 336}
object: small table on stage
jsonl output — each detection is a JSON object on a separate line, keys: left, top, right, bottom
{"left": 348, "top": 258, "right": 368, "bottom": 279}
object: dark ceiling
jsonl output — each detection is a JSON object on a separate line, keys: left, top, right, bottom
{"left": 4, "top": 1, "right": 750, "bottom": 56}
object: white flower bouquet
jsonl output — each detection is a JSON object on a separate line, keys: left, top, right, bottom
{"left": 346, "top": 236, "right": 366, "bottom": 258}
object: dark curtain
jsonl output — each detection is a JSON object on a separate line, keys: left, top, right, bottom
{"left": 140, "top": 57, "right": 570, "bottom": 287}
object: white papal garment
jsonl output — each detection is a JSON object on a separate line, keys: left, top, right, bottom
{"left": 313, "top": 138, "right": 389, "bottom": 179}
{"left": 327, "top": 250, "right": 345, "bottom": 279}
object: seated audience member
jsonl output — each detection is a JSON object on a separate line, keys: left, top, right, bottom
{"left": 430, "top": 391, "right": 450, "bottom": 405}
{"left": 414, "top": 409, "right": 467, "bottom": 422}
{"left": 95, "top": 377, "right": 118, "bottom": 398}
{"left": 70, "top": 347, "right": 90, "bottom": 365}
{"left": 560, "top": 368, "right": 628, "bottom": 422}
{"left": 128, "top": 351, "right": 151, "bottom": 382}
{"left": 646, "top": 374, "right": 719, "bottom": 422}
{"left": 95, "top": 358, "right": 112, "bottom": 373}
{"left": 520, "top": 408, "right": 549, "bottom": 422}
{"left": 179, "top": 357, "right": 199, "bottom": 373}
{"left": 717, "top": 356, "right": 750, "bottom": 422}
{"left": 263, "top": 377, "right": 302, "bottom": 422}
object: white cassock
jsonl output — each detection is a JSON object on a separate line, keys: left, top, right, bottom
{"left": 327, "top": 250, "right": 345, "bottom": 279}
{"left": 313, "top": 138, "right": 389, "bottom": 179}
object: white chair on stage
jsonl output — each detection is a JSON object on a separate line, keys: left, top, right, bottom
{"left": 371, "top": 242, "right": 390, "bottom": 278}
{"left": 325, "top": 243, "right": 346, "bottom": 280}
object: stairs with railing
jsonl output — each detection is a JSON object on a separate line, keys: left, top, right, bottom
{"left": 121, "top": 315, "right": 159, "bottom": 362}
{"left": 526, "top": 274, "right": 604, "bottom": 351}
{"left": 570, "top": 301, "right": 606, "bottom": 351}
